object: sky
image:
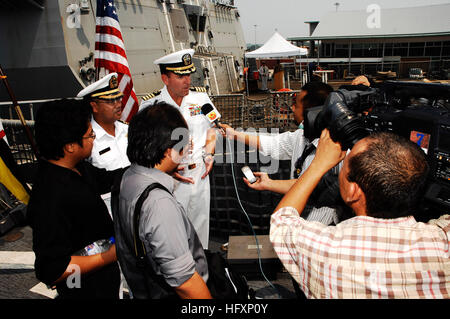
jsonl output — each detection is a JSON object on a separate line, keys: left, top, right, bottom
{"left": 234, "top": 0, "right": 450, "bottom": 44}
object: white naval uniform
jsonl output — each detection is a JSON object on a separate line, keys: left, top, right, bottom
{"left": 139, "top": 85, "right": 217, "bottom": 249}
{"left": 88, "top": 118, "right": 131, "bottom": 217}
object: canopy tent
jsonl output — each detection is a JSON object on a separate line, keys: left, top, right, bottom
{"left": 245, "top": 32, "right": 308, "bottom": 58}
{"left": 244, "top": 32, "right": 308, "bottom": 92}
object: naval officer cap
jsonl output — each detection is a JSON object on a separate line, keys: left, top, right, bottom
{"left": 155, "top": 49, "right": 196, "bottom": 75}
{"left": 77, "top": 72, "right": 124, "bottom": 101}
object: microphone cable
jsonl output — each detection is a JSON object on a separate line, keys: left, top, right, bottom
{"left": 224, "top": 136, "right": 282, "bottom": 299}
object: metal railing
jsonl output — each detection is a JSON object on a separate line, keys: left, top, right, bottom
{"left": 211, "top": 91, "right": 299, "bottom": 131}
{"left": 1, "top": 119, "right": 36, "bottom": 166}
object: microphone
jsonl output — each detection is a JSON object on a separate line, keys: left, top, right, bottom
{"left": 201, "top": 103, "right": 224, "bottom": 133}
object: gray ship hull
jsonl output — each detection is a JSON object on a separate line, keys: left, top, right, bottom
{"left": 0, "top": 0, "right": 246, "bottom": 102}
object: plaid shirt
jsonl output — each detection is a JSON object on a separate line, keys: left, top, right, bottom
{"left": 270, "top": 207, "right": 450, "bottom": 299}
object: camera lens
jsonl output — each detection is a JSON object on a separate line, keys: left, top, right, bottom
{"left": 320, "top": 101, "right": 368, "bottom": 150}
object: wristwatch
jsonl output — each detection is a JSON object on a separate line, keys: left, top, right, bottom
{"left": 203, "top": 152, "right": 214, "bottom": 163}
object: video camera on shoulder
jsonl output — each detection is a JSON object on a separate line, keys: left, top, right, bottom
{"left": 303, "top": 85, "right": 378, "bottom": 150}
{"left": 303, "top": 80, "right": 450, "bottom": 214}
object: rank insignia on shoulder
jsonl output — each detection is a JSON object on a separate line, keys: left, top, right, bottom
{"left": 141, "top": 90, "right": 162, "bottom": 101}
{"left": 190, "top": 86, "right": 207, "bottom": 93}
{"left": 118, "top": 119, "right": 129, "bottom": 125}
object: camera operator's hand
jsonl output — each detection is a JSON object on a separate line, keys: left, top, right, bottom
{"left": 311, "top": 129, "right": 347, "bottom": 174}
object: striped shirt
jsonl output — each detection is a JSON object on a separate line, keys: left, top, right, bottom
{"left": 259, "top": 129, "right": 342, "bottom": 225}
{"left": 270, "top": 206, "right": 450, "bottom": 299}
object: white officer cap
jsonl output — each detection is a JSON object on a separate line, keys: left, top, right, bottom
{"left": 154, "top": 49, "right": 196, "bottom": 75}
{"left": 77, "top": 72, "right": 124, "bottom": 100}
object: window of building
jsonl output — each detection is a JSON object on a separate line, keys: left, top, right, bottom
{"left": 393, "top": 42, "right": 408, "bottom": 57}
{"left": 335, "top": 43, "right": 348, "bottom": 58}
{"left": 425, "top": 46, "right": 442, "bottom": 57}
{"left": 364, "top": 43, "right": 380, "bottom": 57}
{"left": 384, "top": 43, "right": 394, "bottom": 56}
{"left": 409, "top": 42, "right": 425, "bottom": 57}
{"left": 443, "top": 42, "right": 450, "bottom": 56}
{"left": 320, "top": 43, "right": 335, "bottom": 57}
{"left": 351, "top": 43, "right": 363, "bottom": 57}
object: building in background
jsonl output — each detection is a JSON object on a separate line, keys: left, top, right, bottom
{"left": 288, "top": 4, "right": 450, "bottom": 80}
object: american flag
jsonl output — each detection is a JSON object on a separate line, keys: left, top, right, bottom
{"left": 95, "top": 0, "right": 139, "bottom": 122}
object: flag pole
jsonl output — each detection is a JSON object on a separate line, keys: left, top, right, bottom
{"left": 0, "top": 65, "right": 40, "bottom": 159}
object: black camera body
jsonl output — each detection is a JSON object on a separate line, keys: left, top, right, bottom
{"left": 304, "top": 80, "right": 450, "bottom": 214}
{"left": 304, "top": 86, "right": 378, "bottom": 150}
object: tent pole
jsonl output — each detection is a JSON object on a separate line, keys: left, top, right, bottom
{"left": 299, "top": 55, "right": 302, "bottom": 86}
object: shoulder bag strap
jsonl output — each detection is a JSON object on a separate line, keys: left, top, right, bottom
{"left": 133, "top": 182, "right": 178, "bottom": 298}
{"left": 133, "top": 182, "right": 171, "bottom": 266}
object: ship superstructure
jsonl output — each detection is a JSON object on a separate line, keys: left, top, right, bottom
{"left": 0, "top": 0, "right": 246, "bottom": 102}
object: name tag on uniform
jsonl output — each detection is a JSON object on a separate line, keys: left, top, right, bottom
{"left": 99, "top": 147, "right": 111, "bottom": 155}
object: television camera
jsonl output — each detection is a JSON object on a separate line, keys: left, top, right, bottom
{"left": 304, "top": 80, "right": 450, "bottom": 217}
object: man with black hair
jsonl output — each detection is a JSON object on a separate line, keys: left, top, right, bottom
{"left": 220, "top": 82, "right": 341, "bottom": 225}
{"left": 114, "top": 102, "right": 212, "bottom": 299}
{"left": 271, "top": 129, "right": 450, "bottom": 298}
{"left": 27, "top": 98, "right": 120, "bottom": 299}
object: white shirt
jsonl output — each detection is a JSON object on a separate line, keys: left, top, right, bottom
{"left": 140, "top": 85, "right": 216, "bottom": 163}
{"left": 88, "top": 119, "right": 130, "bottom": 217}
{"left": 88, "top": 119, "right": 130, "bottom": 171}
{"left": 259, "top": 129, "right": 341, "bottom": 225}
{"left": 259, "top": 129, "right": 312, "bottom": 179}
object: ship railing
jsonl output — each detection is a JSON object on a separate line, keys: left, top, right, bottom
{"left": 211, "top": 90, "right": 299, "bottom": 132}
{"left": 0, "top": 99, "right": 39, "bottom": 167}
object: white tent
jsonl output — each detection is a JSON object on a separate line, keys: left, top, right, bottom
{"left": 245, "top": 32, "right": 308, "bottom": 92}
{"left": 245, "top": 32, "right": 308, "bottom": 58}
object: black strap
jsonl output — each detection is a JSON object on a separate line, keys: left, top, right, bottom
{"left": 133, "top": 183, "right": 171, "bottom": 266}
{"left": 111, "top": 170, "right": 177, "bottom": 298}
{"left": 293, "top": 143, "right": 316, "bottom": 178}
{"left": 132, "top": 182, "right": 178, "bottom": 299}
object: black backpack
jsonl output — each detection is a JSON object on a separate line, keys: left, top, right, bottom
{"left": 111, "top": 172, "right": 249, "bottom": 299}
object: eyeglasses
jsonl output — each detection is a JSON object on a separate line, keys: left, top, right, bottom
{"left": 83, "top": 131, "right": 96, "bottom": 140}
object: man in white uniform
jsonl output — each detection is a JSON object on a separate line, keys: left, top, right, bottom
{"left": 77, "top": 72, "right": 131, "bottom": 299}
{"left": 139, "top": 49, "right": 218, "bottom": 249}
{"left": 78, "top": 73, "right": 131, "bottom": 214}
